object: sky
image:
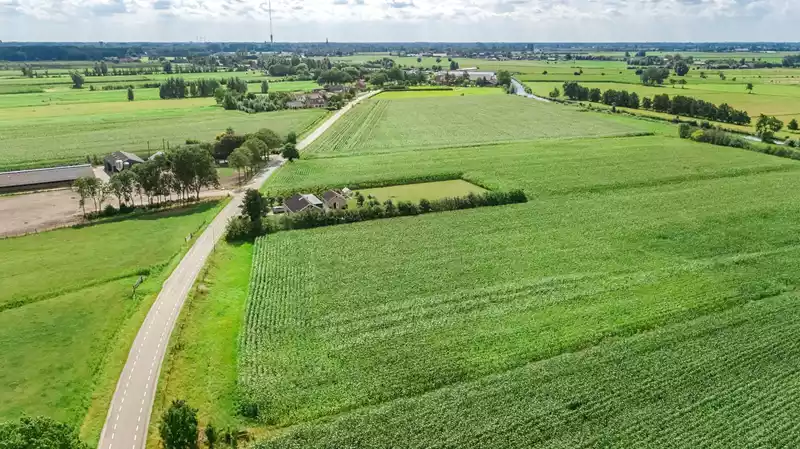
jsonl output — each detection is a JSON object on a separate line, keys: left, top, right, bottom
{"left": 0, "top": 0, "right": 796, "bottom": 42}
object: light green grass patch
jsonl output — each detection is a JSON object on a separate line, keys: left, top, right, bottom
{"left": 354, "top": 179, "right": 487, "bottom": 205}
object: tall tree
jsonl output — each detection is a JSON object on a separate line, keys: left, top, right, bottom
{"left": 746, "top": 82, "right": 754, "bottom": 94}
{"left": 159, "top": 400, "right": 198, "bottom": 449}
{"left": 168, "top": 146, "right": 219, "bottom": 200}
{"left": 70, "top": 71, "right": 85, "bottom": 89}
{"left": 260, "top": 80, "right": 269, "bottom": 94}
{"left": 228, "top": 147, "right": 249, "bottom": 183}
{"left": 243, "top": 138, "right": 268, "bottom": 171}
{"left": 252, "top": 128, "right": 282, "bottom": 152}
{"left": 72, "top": 176, "right": 98, "bottom": 216}
{"left": 127, "top": 86, "right": 135, "bottom": 101}
{"left": 497, "top": 70, "right": 512, "bottom": 87}
{"left": 281, "top": 143, "right": 299, "bottom": 162}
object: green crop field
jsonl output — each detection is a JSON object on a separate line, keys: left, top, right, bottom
{"left": 241, "top": 157, "right": 800, "bottom": 436}
{"left": 0, "top": 103, "right": 327, "bottom": 171}
{"left": 304, "top": 95, "right": 655, "bottom": 156}
{"left": 267, "top": 135, "right": 795, "bottom": 195}
{"left": 0, "top": 201, "right": 223, "bottom": 444}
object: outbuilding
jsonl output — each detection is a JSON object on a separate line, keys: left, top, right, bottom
{"left": 322, "top": 189, "right": 347, "bottom": 210}
{"left": 0, "top": 164, "right": 94, "bottom": 193}
{"left": 104, "top": 151, "right": 145, "bottom": 173}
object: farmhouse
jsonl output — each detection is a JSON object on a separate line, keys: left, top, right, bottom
{"left": 0, "top": 164, "right": 94, "bottom": 193}
{"left": 283, "top": 193, "right": 324, "bottom": 214}
{"left": 104, "top": 151, "right": 144, "bottom": 173}
{"left": 322, "top": 189, "right": 347, "bottom": 210}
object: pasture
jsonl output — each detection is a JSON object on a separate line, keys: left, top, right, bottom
{"left": 304, "top": 95, "right": 655, "bottom": 156}
{"left": 0, "top": 103, "right": 327, "bottom": 171}
{"left": 352, "top": 179, "right": 487, "bottom": 204}
{"left": 0, "top": 201, "right": 223, "bottom": 443}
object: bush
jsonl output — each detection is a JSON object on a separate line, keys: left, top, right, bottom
{"left": 678, "top": 123, "right": 694, "bottom": 139}
{"left": 224, "top": 216, "right": 252, "bottom": 242}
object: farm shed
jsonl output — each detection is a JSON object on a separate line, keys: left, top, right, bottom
{"left": 0, "top": 164, "right": 94, "bottom": 193}
{"left": 322, "top": 190, "right": 347, "bottom": 210}
{"left": 104, "top": 151, "right": 144, "bottom": 173}
{"left": 284, "top": 193, "right": 324, "bottom": 214}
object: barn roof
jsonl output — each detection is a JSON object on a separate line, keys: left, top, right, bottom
{"left": 0, "top": 164, "right": 94, "bottom": 189}
{"left": 105, "top": 151, "right": 145, "bottom": 164}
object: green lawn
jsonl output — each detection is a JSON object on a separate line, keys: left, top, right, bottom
{"left": 0, "top": 201, "right": 224, "bottom": 443}
{"left": 304, "top": 95, "right": 654, "bottom": 156}
{"left": 0, "top": 105, "right": 327, "bottom": 171}
{"left": 352, "top": 180, "right": 487, "bottom": 205}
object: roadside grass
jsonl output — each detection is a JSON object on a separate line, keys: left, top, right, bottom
{"left": 0, "top": 107, "right": 327, "bottom": 171}
{"left": 0, "top": 200, "right": 223, "bottom": 311}
{"left": 303, "top": 95, "right": 652, "bottom": 155}
{"left": 350, "top": 179, "right": 487, "bottom": 206}
{"left": 266, "top": 135, "right": 798, "bottom": 196}
{"left": 147, "top": 243, "right": 254, "bottom": 448}
{"left": 0, "top": 200, "right": 226, "bottom": 444}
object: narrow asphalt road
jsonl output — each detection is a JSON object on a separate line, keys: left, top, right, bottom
{"left": 97, "top": 90, "right": 379, "bottom": 449}
{"left": 510, "top": 77, "right": 550, "bottom": 102}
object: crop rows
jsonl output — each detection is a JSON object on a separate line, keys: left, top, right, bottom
{"left": 266, "top": 135, "right": 799, "bottom": 197}
{"left": 240, "top": 157, "right": 800, "bottom": 428}
{"left": 303, "top": 94, "right": 649, "bottom": 156}
{"left": 253, "top": 293, "right": 800, "bottom": 449}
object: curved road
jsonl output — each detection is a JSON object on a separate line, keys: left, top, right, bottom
{"left": 97, "top": 90, "right": 379, "bottom": 449}
{"left": 510, "top": 77, "right": 550, "bottom": 102}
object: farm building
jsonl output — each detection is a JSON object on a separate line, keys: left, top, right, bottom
{"left": 322, "top": 190, "right": 348, "bottom": 210}
{"left": 435, "top": 70, "right": 497, "bottom": 84}
{"left": 0, "top": 164, "right": 94, "bottom": 193}
{"left": 284, "top": 193, "right": 324, "bottom": 214}
{"left": 104, "top": 151, "right": 144, "bottom": 173}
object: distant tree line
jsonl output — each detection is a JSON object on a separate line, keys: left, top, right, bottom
{"left": 226, "top": 188, "right": 528, "bottom": 241}
{"left": 562, "top": 82, "right": 750, "bottom": 125}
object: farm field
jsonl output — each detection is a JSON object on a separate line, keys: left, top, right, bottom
{"left": 241, "top": 162, "right": 800, "bottom": 431}
{"left": 304, "top": 95, "right": 657, "bottom": 156}
{"left": 0, "top": 81, "right": 318, "bottom": 109}
{"left": 0, "top": 104, "right": 327, "bottom": 171}
{"left": 0, "top": 200, "right": 223, "bottom": 443}
{"left": 267, "top": 135, "right": 796, "bottom": 196}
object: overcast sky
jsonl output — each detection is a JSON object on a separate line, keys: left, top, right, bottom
{"left": 0, "top": 0, "right": 795, "bottom": 42}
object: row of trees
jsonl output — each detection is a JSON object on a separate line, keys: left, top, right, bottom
{"left": 561, "top": 82, "right": 751, "bottom": 125}
{"left": 226, "top": 188, "right": 528, "bottom": 241}
{"left": 73, "top": 146, "right": 219, "bottom": 216}
{"left": 159, "top": 77, "right": 246, "bottom": 99}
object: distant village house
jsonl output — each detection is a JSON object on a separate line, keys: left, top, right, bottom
{"left": 104, "top": 151, "right": 145, "bottom": 173}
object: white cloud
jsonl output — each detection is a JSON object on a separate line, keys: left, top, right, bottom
{"left": 0, "top": 0, "right": 796, "bottom": 41}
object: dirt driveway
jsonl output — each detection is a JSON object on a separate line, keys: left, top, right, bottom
{"left": 0, "top": 187, "right": 233, "bottom": 238}
{"left": 0, "top": 189, "right": 85, "bottom": 237}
